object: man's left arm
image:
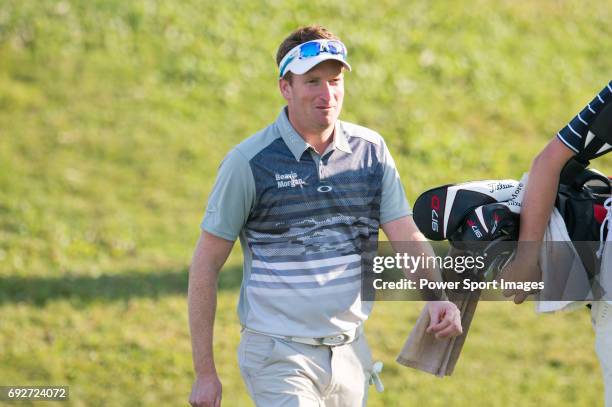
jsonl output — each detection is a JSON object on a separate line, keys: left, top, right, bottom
{"left": 377, "top": 134, "right": 461, "bottom": 339}
{"left": 382, "top": 216, "right": 463, "bottom": 339}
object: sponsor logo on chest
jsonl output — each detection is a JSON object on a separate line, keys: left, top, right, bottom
{"left": 275, "top": 172, "right": 306, "bottom": 189}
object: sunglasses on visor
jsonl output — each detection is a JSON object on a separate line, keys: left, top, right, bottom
{"left": 279, "top": 40, "right": 347, "bottom": 78}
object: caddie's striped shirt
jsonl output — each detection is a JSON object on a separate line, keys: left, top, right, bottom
{"left": 557, "top": 80, "right": 612, "bottom": 155}
{"left": 201, "top": 107, "right": 411, "bottom": 337}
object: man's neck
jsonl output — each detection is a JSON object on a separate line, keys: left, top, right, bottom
{"left": 288, "top": 114, "right": 335, "bottom": 155}
{"left": 302, "top": 127, "right": 335, "bottom": 155}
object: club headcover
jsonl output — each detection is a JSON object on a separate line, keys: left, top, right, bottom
{"left": 448, "top": 203, "right": 520, "bottom": 280}
{"left": 413, "top": 180, "right": 519, "bottom": 240}
{"left": 448, "top": 203, "right": 519, "bottom": 247}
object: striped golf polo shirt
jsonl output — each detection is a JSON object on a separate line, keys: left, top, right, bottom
{"left": 202, "top": 107, "right": 411, "bottom": 337}
{"left": 557, "top": 80, "right": 612, "bottom": 155}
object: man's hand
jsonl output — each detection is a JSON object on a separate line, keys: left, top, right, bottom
{"left": 499, "top": 246, "right": 542, "bottom": 304}
{"left": 425, "top": 301, "right": 462, "bottom": 339}
{"left": 189, "top": 373, "right": 222, "bottom": 407}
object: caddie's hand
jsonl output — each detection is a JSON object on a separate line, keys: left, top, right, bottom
{"left": 189, "top": 373, "right": 221, "bottom": 407}
{"left": 425, "top": 301, "right": 462, "bottom": 339}
{"left": 499, "top": 253, "right": 542, "bottom": 304}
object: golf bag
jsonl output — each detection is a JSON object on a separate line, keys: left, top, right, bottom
{"left": 413, "top": 170, "right": 610, "bottom": 280}
{"left": 413, "top": 95, "right": 612, "bottom": 281}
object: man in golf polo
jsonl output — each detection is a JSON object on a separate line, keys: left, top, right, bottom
{"left": 503, "top": 80, "right": 612, "bottom": 406}
{"left": 188, "top": 25, "right": 462, "bottom": 407}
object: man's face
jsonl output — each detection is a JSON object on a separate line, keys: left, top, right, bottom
{"left": 279, "top": 60, "right": 345, "bottom": 133}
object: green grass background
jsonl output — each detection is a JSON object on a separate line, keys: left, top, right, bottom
{"left": 1, "top": 0, "right": 611, "bottom": 405}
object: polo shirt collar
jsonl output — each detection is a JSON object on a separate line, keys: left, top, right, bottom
{"left": 333, "top": 121, "right": 352, "bottom": 154}
{"left": 276, "top": 107, "right": 352, "bottom": 161}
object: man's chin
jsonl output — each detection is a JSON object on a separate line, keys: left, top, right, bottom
{"left": 315, "top": 113, "right": 338, "bottom": 128}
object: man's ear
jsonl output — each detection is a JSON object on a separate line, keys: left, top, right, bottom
{"left": 279, "top": 78, "right": 292, "bottom": 101}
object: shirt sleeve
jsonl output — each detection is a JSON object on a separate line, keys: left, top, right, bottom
{"left": 556, "top": 80, "right": 612, "bottom": 154}
{"left": 200, "top": 148, "right": 255, "bottom": 241}
{"left": 379, "top": 138, "right": 412, "bottom": 225}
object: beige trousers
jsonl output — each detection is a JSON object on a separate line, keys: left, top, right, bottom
{"left": 592, "top": 301, "right": 612, "bottom": 407}
{"left": 238, "top": 329, "right": 375, "bottom": 407}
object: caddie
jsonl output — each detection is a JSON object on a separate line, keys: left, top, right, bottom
{"left": 503, "top": 80, "right": 612, "bottom": 406}
{"left": 187, "top": 25, "right": 462, "bottom": 407}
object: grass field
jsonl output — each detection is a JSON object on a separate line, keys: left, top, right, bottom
{"left": 1, "top": 0, "right": 611, "bottom": 405}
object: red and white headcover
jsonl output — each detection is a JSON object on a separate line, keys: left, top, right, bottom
{"left": 413, "top": 179, "right": 521, "bottom": 241}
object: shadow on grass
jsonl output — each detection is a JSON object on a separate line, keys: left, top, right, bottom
{"left": 0, "top": 265, "right": 243, "bottom": 306}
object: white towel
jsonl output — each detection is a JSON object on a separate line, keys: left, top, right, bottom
{"left": 535, "top": 207, "right": 592, "bottom": 313}
{"left": 501, "top": 173, "right": 593, "bottom": 313}
{"left": 597, "top": 197, "right": 612, "bottom": 304}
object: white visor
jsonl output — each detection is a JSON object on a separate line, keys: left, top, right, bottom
{"left": 278, "top": 39, "right": 352, "bottom": 78}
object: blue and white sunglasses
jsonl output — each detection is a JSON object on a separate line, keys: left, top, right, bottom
{"left": 278, "top": 39, "right": 349, "bottom": 78}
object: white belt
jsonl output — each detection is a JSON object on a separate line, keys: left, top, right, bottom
{"left": 241, "top": 325, "right": 362, "bottom": 347}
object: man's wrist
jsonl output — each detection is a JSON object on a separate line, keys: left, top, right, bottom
{"left": 195, "top": 363, "right": 217, "bottom": 378}
{"left": 513, "top": 244, "right": 540, "bottom": 267}
{"left": 419, "top": 286, "right": 447, "bottom": 301}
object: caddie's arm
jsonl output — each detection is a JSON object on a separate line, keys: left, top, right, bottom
{"left": 382, "top": 216, "right": 462, "bottom": 338}
{"left": 502, "top": 137, "right": 574, "bottom": 303}
{"left": 188, "top": 231, "right": 234, "bottom": 407}
{"left": 519, "top": 137, "right": 575, "bottom": 241}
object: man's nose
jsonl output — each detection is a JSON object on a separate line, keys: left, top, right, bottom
{"left": 319, "top": 82, "right": 334, "bottom": 102}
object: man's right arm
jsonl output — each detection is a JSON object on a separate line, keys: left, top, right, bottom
{"left": 518, "top": 137, "right": 575, "bottom": 241}
{"left": 188, "top": 231, "right": 235, "bottom": 407}
{"left": 189, "top": 146, "right": 254, "bottom": 406}
{"left": 501, "top": 137, "right": 574, "bottom": 303}
{"left": 503, "top": 80, "right": 612, "bottom": 302}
